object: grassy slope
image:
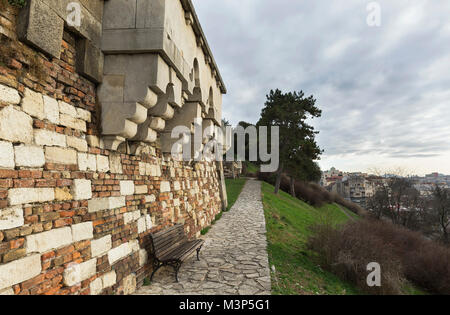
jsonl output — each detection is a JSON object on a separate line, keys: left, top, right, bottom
{"left": 225, "top": 178, "right": 247, "bottom": 211}
{"left": 261, "top": 181, "right": 360, "bottom": 295}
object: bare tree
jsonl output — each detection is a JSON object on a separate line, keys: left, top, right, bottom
{"left": 430, "top": 187, "right": 450, "bottom": 244}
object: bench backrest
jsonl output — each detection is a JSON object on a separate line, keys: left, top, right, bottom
{"left": 150, "top": 224, "right": 187, "bottom": 258}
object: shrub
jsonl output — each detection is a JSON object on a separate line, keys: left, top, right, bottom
{"left": 308, "top": 218, "right": 450, "bottom": 295}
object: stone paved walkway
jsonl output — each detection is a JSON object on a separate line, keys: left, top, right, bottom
{"left": 135, "top": 180, "right": 271, "bottom": 295}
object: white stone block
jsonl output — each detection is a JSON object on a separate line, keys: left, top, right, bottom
{"left": 26, "top": 227, "right": 73, "bottom": 254}
{"left": 108, "top": 243, "right": 131, "bottom": 265}
{"left": 58, "top": 101, "right": 77, "bottom": 117}
{"left": 96, "top": 155, "right": 110, "bottom": 173}
{"left": 71, "top": 222, "right": 93, "bottom": 242}
{"left": 145, "top": 195, "right": 156, "bottom": 203}
{"left": 34, "top": 129, "right": 66, "bottom": 147}
{"left": 0, "top": 206, "right": 24, "bottom": 230}
{"left": 173, "top": 181, "right": 181, "bottom": 191}
{"left": 145, "top": 215, "right": 153, "bottom": 230}
{"left": 0, "top": 287, "right": 14, "bottom": 295}
{"left": 160, "top": 181, "right": 171, "bottom": 193}
{"left": 63, "top": 258, "right": 97, "bottom": 286}
{"left": 14, "top": 145, "right": 45, "bottom": 168}
{"left": 42, "top": 95, "right": 59, "bottom": 124}
{"left": 109, "top": 153, "right": 122, "bottom": 174}
{"left": 89, "top": 277, "right": 103, "bottom": 295}
{"left": 67, "top": 136, "right": 88, "bottom": 152}
{"left": 91, "top": 235, "right": 112, "bottom": 257}
{"left": 0, "top": 254, "right": 42, "bottom": 290}
{"left": 60, "top": 114, "right": 87, "bottom": 132}
{"left": 101, "top": 271, "right": 116, "bottom": 288}
{"left": 21, "top": 88, "right": 44, "bottom": 120}
{"left": 78, "top": 153, "right": 97, "bottom": 172}
{"left": 135, "top": 185, "right": 148, "bottom": 195}
{"left": 0, "top": 141, "right": 14, "bottom": 168}
{"left": 137, "top": 217, "right": 146, "bottom": 234}
{"left": 76, "top": 108, "right": 91, "bottom": 122}
{"left": 0, "top": 84, "right": 20, "bottom": 105}
{"left": 71, "top": 179, "right": 92, "bottom": 200}
{"left": 138, "top": 162, "right": 146, "bottom": 176}
{"left": 45, "top": 147, "right": 77, "bottom": 165}
{"left": 139, "top": 249, "right": 148, "bottom": 267}
{"left": 0, "top": 106, "right": 33, "bottom": 144}
{"left": 8, "top": 188, "right": 55, "bottom": 206}
{"left": 129, "top": 240, "right": 140, "bottom": 252}
{"left": 120, "top": 181, "right": 135, "bottom": 196}
{"left": 88, "top": 197, "right": 125, "bottom": 213}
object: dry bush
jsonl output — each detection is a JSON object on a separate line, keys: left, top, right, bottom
{"left": 308, "top": 220, "right": 404, "bottom": 295}
{"left": 308, "top": 218, "right": 450, "bottom": 295}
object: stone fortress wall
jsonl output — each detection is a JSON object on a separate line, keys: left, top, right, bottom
{"left": 0, "top": 0, "right": 227, "bottom": 295}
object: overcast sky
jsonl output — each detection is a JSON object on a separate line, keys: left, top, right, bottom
{"left": 192, "top": 0, "right": 450, "bottom": 176}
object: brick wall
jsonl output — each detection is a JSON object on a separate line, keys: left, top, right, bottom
{"left": 0, "top": 4, "right": 222, "bottom": 295}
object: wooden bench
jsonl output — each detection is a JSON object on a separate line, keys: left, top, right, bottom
{"left": 149, "top": 224, "right": 204, "bottom": 282}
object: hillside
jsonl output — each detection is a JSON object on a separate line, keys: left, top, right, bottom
{"left": 261, "top": 181, "right": 360, "bottom": 295}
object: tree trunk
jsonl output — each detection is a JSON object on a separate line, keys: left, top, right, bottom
{"left": 274, "top": 163, "right": 284, "bottom": 195}
{"left": 290, "top": 177, "right": 296, "bottom": 198}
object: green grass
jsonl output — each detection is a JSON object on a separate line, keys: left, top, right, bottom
{"left": 225, "top": 178, "right": 247, "bottom": 211}
{"left": 262, "top": 181, "right": 360, "bottom": 295}
{"left": 245, "top": 162, "right": 259, "bottom": 175}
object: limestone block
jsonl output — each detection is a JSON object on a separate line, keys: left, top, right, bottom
{"left": 102, "top": 271, "right": 117, "bottom": 288}
{"left": 63, "top": 258, "right": 97, "bottom": 286}
{"left": 67, "top": 136, "right": 88, "bottom": 152}
{"left": 149, "top": 117, "right": 165, "bottom": 131}
{"left": 71, "top": 222, "right": 93, "bottom": 242}
{"left": 45, "top": 147, "right": 77, "bottom": 165}
{"left": 8, "top": 188, "right": 55, "bottom": 206}
{"left": 138, "top": 249, "right": 148, "bottom": 267}
{"left": 17, "top": 0, "right": 64, "bottom": 59}
{"left": 86, "top": 135, "right": 102, "bottom": 148}
{"left": 122, "top": 273, "right": 136, "bottom": 295}
{"left": 96, "top": 155, "right": 110, "bottom": 173}
{"left": 34, "top": 129, "right": 66, "bottom": 147}
{"left": 0, "top": 254, "right": 42, "bottom": 290}
{"left": 173, "top": 181, "right": 181, "bottom": 191}
{"left": 129, "top": 240, "right": 139, "bottom": 252}
{"left": 137, "top": 216, "right": 146, "bottom": 234}
{"left": 0, "top": 84, "right": 21, "bottom": 105}
{"left": 91, "top": 235, "right": 112, "bottom": 257}
{"left": 160, "top": 181, "right": 171, "bottom": 193}
{"left": 145, "top": 214, "right": 153, "bottom": 230}
{"left": 58, "top": 101, "right": 77, "bottom": 117}
{"left": 14, "top": 145, "right": 45, "bottom": 168}
{"left": 89, "top": 277, "right": 103, "bottom": 295}
{"left": 109, "top": 153, "right": 123, "bottom": 174}
{"left": 145, "top": 195, "right": 156, "bottom": 203}
{"left": 0, "top": 141, "right": 15, "bottom": 169}
{"left": 0, "top": 206, "right": 24, "bottom": 230}
{"left": 42, "top": 95, "right": 59, "bottom": 124}
{"left": 76, "top": 108, "right": 92, "bottom": 122}
{"left": 76, "top": 38, "right": 104, "bottom": 84}
{"left": 88, "top": 197, "right": 125, "bottom": 213}
{"left": 0, "top": 287, "right": 14, "bottom": 295}
{"left": 138, "top": 162, "right": 146, "bottom": 176}
{"left": 123, "top": 210, "right": 140, "bottom": 225}
{"left": 21, "top": 88, "right": 44, "bottom": 120}
{"left": 0, "top": 106, "right": 33, "bottom": 144}
{"left": 60, "top": 114, "right": 87, "bottom": 132}
{"left": 120, "top": 181, "right": 135, "bottom": 196}
{"left": 108, "top": 242, "right": 132, "bottom": 265}
{"left": 71, "top": 179, "right": 92, "bottom": 201}
{"left": 55, "top": 187, "right": 72, "bottom": 201}
{"left": 26, "top": 227, "right": 72, "bottom": 254}
{"left": 134, "top": 185, "right": 148, "bottom": 195}
{"left": 78, "top": 153, "right": 97, "bottom": 172}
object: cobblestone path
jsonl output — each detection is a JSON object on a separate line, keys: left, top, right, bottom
{"left": 135, "top": 180, "right": 271, "bottom": 295}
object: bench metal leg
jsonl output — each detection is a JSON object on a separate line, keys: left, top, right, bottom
{"left": 150, "top": 261, "right": 163, "bottom": 282}
{"left": 173, "top": 262, "right": 182, "bottom": 283}
{"left": 196, "top": 245, "right": 203, "bottom": 261}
